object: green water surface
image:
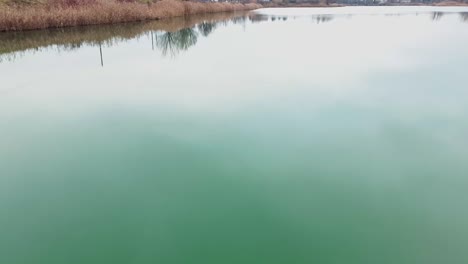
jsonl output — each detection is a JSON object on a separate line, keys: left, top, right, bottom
{"left": 1, "top": 6, "right": 468, "bottom": 264}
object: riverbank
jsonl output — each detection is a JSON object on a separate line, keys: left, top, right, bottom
{"left": 0, "top": 0, "right": 261, "bottom": 32}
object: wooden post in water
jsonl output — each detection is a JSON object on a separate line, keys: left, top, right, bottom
{"left": 151, "top": 31, "right": 154, "bottom": 51}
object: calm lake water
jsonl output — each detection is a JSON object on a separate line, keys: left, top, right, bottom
{"left": 1, "top": 6, "right": 468, "bottom": 264}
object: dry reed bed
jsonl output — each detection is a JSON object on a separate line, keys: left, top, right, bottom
{"left": 0, "top": 0, "right": 261, "bottom": 31}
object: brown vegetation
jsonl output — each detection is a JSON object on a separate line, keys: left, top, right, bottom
{"left": 0, "top": 0, "right": 261, "bottom": 31}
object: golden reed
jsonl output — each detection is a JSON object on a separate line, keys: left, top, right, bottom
{"left": 0, "top": 0, "right": 261, "bottom": 31}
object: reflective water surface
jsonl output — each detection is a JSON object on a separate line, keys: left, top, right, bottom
{"left": 1, "top": 6, "right": 468, "bottom": 264}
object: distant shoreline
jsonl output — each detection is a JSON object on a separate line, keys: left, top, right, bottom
{"left": 262, "top": 1, "right": 468, "bottom": 8}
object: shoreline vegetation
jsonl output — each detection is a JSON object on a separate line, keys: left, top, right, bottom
{"left": 0, "top": 0, "right": 467, "bottom": 32}
{"left": 0, "top": 0, "right": 261, "bottom": 32}
{"left": 262, "top": 0, "right": 468, "bottom": 8}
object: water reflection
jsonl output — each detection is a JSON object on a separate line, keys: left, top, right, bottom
{"left": 0, "top": 12, "right": 281, "bottom": 64}
{"left": 1, "top": 9, "right": 468, "bottom": 65}
{"left": 312, "top": 15, "right": 333, "bottom": 24}
{"left": 461, "top": 12, "right": 468, "bottom": 22}
{"left": 197, "top": 22, "right": 217, "bottom": 37}
{"left": 155, "top": 28, "right": 198, "bottom": 57}
{"left": 248, "top": 13, "right": 270, "bottom": 23}
{"left": 0, "top": 12, "right": 255, "bottom": 63}
{"left": 431, "top": 12, "right": 444, "bottom": 21}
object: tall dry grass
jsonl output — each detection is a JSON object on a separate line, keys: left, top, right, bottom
{"left": 0, "top": 0, "right": 261, "bottom": 31}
